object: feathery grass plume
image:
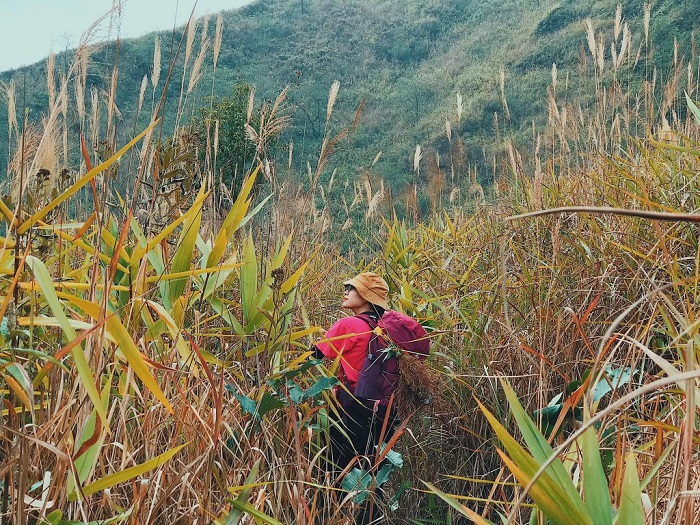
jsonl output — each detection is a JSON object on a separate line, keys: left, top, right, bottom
{"left": 246, "top": 85, "right": 255, "bottom": 123}
{"left": 611, "top": 41, "right": 619, "bottom": 70}
{"left": 551, "top": 63, "right": 558, "bottom": 93}
{"left": 46, "top": 53, "right": 56, "bottom": 112}
{"left": 107, "top": 66, "right": 118, "bottom": 134}
{"left": 585, "top": 19, "right": 597, "bottom": 62}
{"left": 449, "top": 186, "right": 460, "bottom": 203}
{"left": 414, "top": 144, "right": 422, "bottom": 174}
{"left": 201, "top": 12, "right": 211, "bottom": 46}
{"left": 213, "top": 14, "right": 223, "bottom": 69}
{"left": 151, "top": 35, "right": 161, "bottom": 90}
{"left": 456, "top": 91, "right": 463, "bottom": 121}
{"left": 499, "top": 66, "right": 510, "bottom": 120}
{"left": 326, "top": 80, "right": 340, "bottom": 124}
{"left": 138, "top": 74, "right": 148, "bottom": 114}
{"left": 187, "top": 38, "right": 209, "bottom": 94}
{"left": 596, "top": 37, "right": 606, "bottom": 75}
{"left": 287, "top": 138, "right": 293, "bottom": 172}
{"left": 445, "top": 119, "right": 452, "bottom": 142}
{"left": 366, "top": 184, "right": 384, "bottom": 219}
{"left": 364, "top": 178, "right": 372, "bottom": 204}
{"left": 688, "top": 63, "right": 694, "bottom": 97}
{"left": 371, "top": 151, "right": 382, "bottom": 168}
{"left": 644, "top": 3, "right": 651, "bottom": 44}
{"left": 327, "top": 167, "right": 336, "bottom": 191}
{"left": 75, "top": 47, "right": 88, "bottom": 124}
{"left": 60, "top": 73, "right": 69, "bottom": 166}
{"left": 6, "top": 81, "right": 18, "bottom": 140}
{"left": 674, "top": 37, "right": 679, "bottom": 68}
{"left": 185, "top": 17, "right": 198, "bottom": 69}
{"left": 620, "top": 24, "right": 631, "bottom": 65}
{"left": 90, "top": 85, "right": 99, "bottom": 152}
{"left": 614, "top": 2, "right": 622, "bottom": 42}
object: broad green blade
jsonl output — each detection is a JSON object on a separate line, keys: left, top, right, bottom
{"left": 581, "top": 424, "right": 612, "bottom": 525}
{"left": 685, "top": 92, "right": 700, "bottom": 125}
{"left": 477, "top": 398, "right": 593, "bottom": 525}
{"left": 26, "top": 257, "right": 106, "bottom": 425}
{"left": 227, "top": 501, "right": 283, "bottom": 525}
{"left": 71, "top": 444, "right": 186, "bottom": 500}
{"left": 225, "top": 458, "right": 262, "bottom": 525}
{"left": 422, "top": 481, "right": 496, "bottom": 525}
{"left": 169, "top": 182, "right": 206, "bottom": 304}
{"left": 57, "top": 292, "right": 173, "bottom": 413}
{"left": 240, "top": 232, "right": 258, "bottom": 327}
{"left": 498, "top": 451, "right": 592, "bottom": 525}
{"left": 501, "top": 379, "right": 584, "bottom": 507}
{"left": 220, "top": 166, "right": 260, "bottom": 235}
{"left": 617, "top": 452, "right": 644, "bottom": 525}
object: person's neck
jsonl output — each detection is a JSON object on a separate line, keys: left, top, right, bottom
{"left": 350, "top": 302, "right": 372, "bottom": 316}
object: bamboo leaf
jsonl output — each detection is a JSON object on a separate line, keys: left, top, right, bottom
{"left": 280, "top": 260, "right": 309, "bottom": 295}
{"left": 26, "top": 257, "right": 106, "bottom": 425}
{"left": 56, "top": 292, "right": 173, "bottom": 413}
{"left": 476, "top": 397, "right": 593, "bottom": 525}
{"left": 19, "top": 120, "right": 159, "bottom": 234}
{"left": 685, "top": 92, "right": 700, "bottom": 126}
{"left": 130, "top": 188, "right": 209, "bottom": 265}
{"left": 617, "top": 452, "right": 644, "bottom": 525}
{"left": 71, "top": 444, "right": 186, "bottom": 500}
{"left": 501, "top": 379, "right": 584, "bottom": 506}
{"left": 220, "top": 166, "right": 260, "bottom": 237}
{"left": 169, "top": 183, "right": 206, "bottom": 304}
{"left": 581, "top": 422, "right": 612, "bottom": 525}
{"left": 146, "top": 300, "right": 196, "bottom": 369}
{"left": 422, "top": 481, "right": 496, "bottom": 525}
{"left": 225, "top": 458, "right": 262, "bottom": 525}
{"left": 227, "top": 501, "right": 283, "bottom": 525}
{"left": 240, "top": 232, "right": 258, "bottom": 327}
{"left": 497, "top": 450, "right": 591, "bottom": 525}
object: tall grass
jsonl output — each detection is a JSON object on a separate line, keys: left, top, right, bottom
{"left": 1, "top": 3, "right": 699, "bottom": 524}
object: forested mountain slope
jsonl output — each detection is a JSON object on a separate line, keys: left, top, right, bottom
{"left": 0, "top": 0, "right": 697, "bottom": 192}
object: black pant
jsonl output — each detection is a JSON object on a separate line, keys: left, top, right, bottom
{"left": 328, "top": 391, "right": 397, "bottom": 473}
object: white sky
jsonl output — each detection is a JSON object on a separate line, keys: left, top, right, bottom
{"left": 0, "top": 0, "right": 255, "bottom": 72}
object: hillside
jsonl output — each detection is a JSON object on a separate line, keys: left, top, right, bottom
{"left": 0, "top": 0, "right": 698, "bottom": 193}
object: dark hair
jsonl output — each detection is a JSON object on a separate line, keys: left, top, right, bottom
{"left": 368, "top": 304, "right": 385, "bottom": 319}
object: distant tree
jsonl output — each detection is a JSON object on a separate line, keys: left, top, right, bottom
{"left": 193, "top": 81, "right": 258, "bottom": 188}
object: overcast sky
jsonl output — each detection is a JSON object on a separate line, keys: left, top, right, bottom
{"left": 0, "top": 0, "right": 255, "bottom": 72}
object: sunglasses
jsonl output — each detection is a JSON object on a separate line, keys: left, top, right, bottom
{"left": 344, "top": 284, "right": 355, "bottom": 293}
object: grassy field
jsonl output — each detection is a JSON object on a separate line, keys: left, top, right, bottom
{"left": 1, "top": 4, "right": 700, "bottom": 524}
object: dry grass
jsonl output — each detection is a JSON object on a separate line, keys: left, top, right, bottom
{"left": 1, "top": 5, "right": 700, "bottom": 525}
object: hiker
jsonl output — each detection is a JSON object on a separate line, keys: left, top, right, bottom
{"left": 312, "top": 272, "right": 398, "bottom": 474}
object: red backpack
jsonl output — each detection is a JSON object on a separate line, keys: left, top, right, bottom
{"left": 353, "top": 310, "right": 430, "bottom": 405}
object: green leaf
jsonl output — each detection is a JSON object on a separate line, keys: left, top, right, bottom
{"left": 686, "top": 91, "right": 700, "bottom": 126}
{"left": 71, "top": 444, "right": 186, "bottom": 500}
{"left": 501, "top": 379, "right": 586, "bottom": 511}
{"left": 227, "top": 501, "right": 284, "bottom": 525}
{"left": 302, "top": 376, "right": 339, "bottom": 401}
{"left": 476, "top": 395, "right": 593, "bottom": 525}
{"left": 341, "top": 468, "right": 373, "bottom": 503}
{"left": 58, "top": 292, "right": 173, "bottom": 413}
{"left": 581, "top": 423, "right": 612, "bottom": 525}
{"left": 225, "top": 458, "right": 262, "bottom": 525}
{"left": 26, "top": 257, "right": 106, "bottom": 425}
{"left": 422, "top": 481, "right": 496, "bottom": 525}
{"left": 240, "top": 232, "right": 258, "bottom": 327}
{"left": 169, "top": 184, "right": 206, "bottom": 305}
{"left": 617, "top": 452, "right": 644, "bottom": 525}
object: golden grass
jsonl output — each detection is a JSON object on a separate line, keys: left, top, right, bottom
{"left": 1, "top": 4, "right": 700, "bottom": 524}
